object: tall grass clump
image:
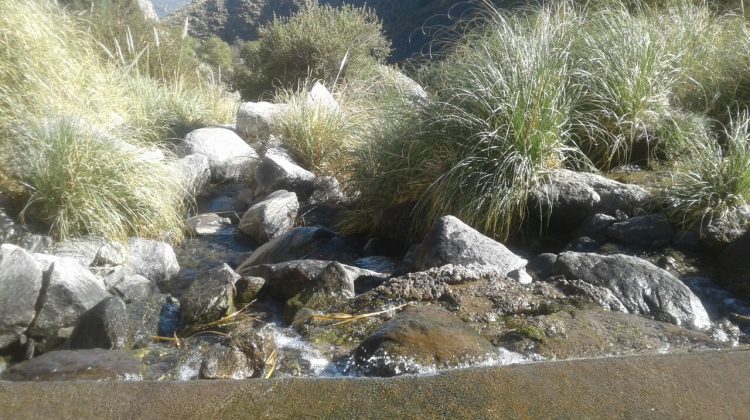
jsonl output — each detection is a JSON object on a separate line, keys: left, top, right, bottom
{"left": 656, "top": 113, "right": 750, "bottom": 236}
{"left": 347, "top": 4, "right": 586, "bottom": 241}
{"left": 6, "top": 118, "right": 186, "bottom": 241}
{"left": 236, "top": 2, "right": 392, "bottom": 98}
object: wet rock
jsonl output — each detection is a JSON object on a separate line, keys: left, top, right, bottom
{"left": 235, "top": 276, "right": 266, "bottom": 304}
{"left": 157, "top": 297, "right": 182, "bottom": 337}
{"left": 351, "top": 305, "right": 496, "bottom": 377}
{"left": 0, "top": 245, "right": 44, "bottom": 349}
{"left": 104, "top": 268, "right": 156, "bottom": 303}
{"left": 297, "top": 202, "right": 346, "bottom": 230}
{"left": 0, "top": 209, "right": 53, "bottom": 253}
{"left": 551, "top": 278, "right": 628, "bottom": 312}
{"left": 606, "top": 214, "right": 675, "bottom": 247}
{"left": 0, "top": 349, "right": 143, "bottom": 381}
{"left": 176, "top": 153, "right": 211, "bottom": 196}
{"left": 180, "top": 264, "right": 239, "bottom": 324}
{"left": 575, "top": 214, "right": 617, "bottom": 242}
{"left": 564, "top": 237, "right": 600, "bottom": 253}
{"left": 236, "top": 226, "right": 361, "bottom": 270}
{"left": 354, "top": 256, "right": 403, "bottom": 275}
{"left": 69, "top": 296, "right": 129, "bottom": 350}
{"left": 29, "top": 255, "right": 111, "bottom": 338}
{"left": 291, "top": 262, "right": 361, "bottom": 312}
{"left": 530, "top": 169, "right": 650, "bottom": 228}
{"left": 180, "top": 128, "right": 259, "bottom": 182}
{"left": 228, "top": 327, "right": 275, "bottom": 377}
{"left": 526, "top": 253, "right": 558, "bottom": 281}
{"left": 718, "top": 230, "right": 750, "bottom": 294}
{"left": 236, "top": 102, "right": 287, "bottom": 141}
{"left": 200, "top": 344, "right": 255, "bottom": 379}
{"left": 239, "top": 190, "right": 298, "bottom": 244}
{"left": 551, "top": 252, "right": 711, "bottom": 329}
{"left": 254, "top": 149, "right": 315, "bottom": 199}
{"left": 408, "top": 216, "right": 526, "bottom": 278}
{"left": 125, "top": 238, "right": 179, "bottom": 290}
{"left": 186, "top": 213, "right": 233, "bottom": 236}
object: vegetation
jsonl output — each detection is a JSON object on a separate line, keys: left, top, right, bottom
{"left": 0, "top": 0, "right": 238, "bottom": 241}
{"left": 236, "top": 2, "right": 392, "bottom": 98}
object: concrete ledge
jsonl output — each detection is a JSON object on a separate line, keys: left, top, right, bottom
{"left": 2, "top": 350, "right": 749, "bottom": 419}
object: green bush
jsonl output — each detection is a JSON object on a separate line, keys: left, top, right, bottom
{"left": 6, "top": 118, "right": 186, "bottom": 241}
{"left": 236, "top": 3, "right": 392, "bottom": 99}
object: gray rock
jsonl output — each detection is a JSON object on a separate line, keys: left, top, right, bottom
{"left": 551, "top": 277, "right": 629, "bottom": 312}
{"left": 187, "top": 213, "right": 233, "bottom": 236}
{"left": 0, "top": 209, "right": 53, "bottom": 253}
{"left": 125, "top": 238, "right": 179, "bottom": 290}
{"left": 29, "top": 255, "right": 111, "bottom": 338}
{"left": 239, "top": 190, "right": 298, "bottom": 244}
{"left": 104, "top": 268, "right": 156, "bottom": 303}
{"left": 180, "top": 128, "right": 259, "bottom": 182}
{"left": 236, "top": 226, "right": 360, "bottom": 271}
{"left": 254, "top": 149, "right": 315, "bottom": 198}
{"left": 351, "top": 305, "right": 496, "bottom": 377}
{"left": 236, "top": 102, "right": 287, "bottom": 141}
{"left": 94, "top": 241, "right": 126, "bottom": 266}
{"left": 0, "top": 349, "right": 143, "bottom": 381}
{"left": 526, "top": 253, "right": 558, "bottom": 281}
{"left": 551, "top": 252, "right": 711, "bottom": 330}
{"left": 236, "top": 276, "right": 266, "bottom": 304}
{"left": 530, "top": 169, "right": 651, "bottom": 228}
{"left": 200, "top": 344, "right": 254, "bottom": 379}
{"left": 137, "top": 0, "right": 158, "bottom": 20}
{"left": 607, "top": 214, "right": 675, "bottom": 247}
{"left": 408, "top": 215, "right": 526, "bottom": 277}
{"left": 52, "top": 235, "right": 106, "bottom": 266}
{"left": 700, "top": 204, "right": 750, "bottom": 249}
{"left": 180, "top": 264, "right": 239, "bottom": 324}
{"left": 0, "top": 245, "right": 44, "bottom": 348}
{"left": 176, "top": 153, "right": 211, "bottom": 196}
{"left": 377, "top": 64, "right": 428, "bottom": 100}
{"left": 576, "top": 213, "right": 617, "bottom": 242}
{"left": 310, "top": 176, "right": 346, "bottom": 204}
{"left": 354, "top": 256, "right": 403, "bottom": 275}
{"left": 564, "top": 236, "right": 600, "bottom": 253}
{"left": 307, "top": 81, "right": 340, "bottom": 112}
{"left": 718, "top": 230, "right": 750, "bottom": 294}
{"left": 69, "top": 296, "right": 129, "bottom": 350}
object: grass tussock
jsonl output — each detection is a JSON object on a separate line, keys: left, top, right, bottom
{"left": 0, "top": 0, "right": 238, "bottom": 242}
{"left": 656, "top": 113, "right": 750, "bottom": 235}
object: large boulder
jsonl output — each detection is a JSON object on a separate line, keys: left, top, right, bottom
{"left": 29, "top": 255, "right": 111, "bottom": 338}
{"left": 104, "top": 268, "right": 156, "bottom": 303}
{"left": 180, "top": 128, "right": 259, "bottom": 182}
{"left": 239, "top": 190, "right": 299, "bottom": 244}
{"left": 606, "top": 214, "right": 675, "bottom": 247}
{"left": 52, "top": 235, "right": 107, "bottom": 266}
{"left": 236, "top": 102, "right": 287, "bottom": 141}
{"left": 0, "top": 245, "right": 44, "bottom": 348}
{"left": 236, "top": 227, "right": 361, "bottom": 271}
{"left": 718, "top": 230, "right": 750, "bottom": 294}
{"left": 254, "top": 149, "right": 315, "bottom": 199}
{"left": 125, "top": 238, "right": 179, "bottom": 290}
{"left": 408, "top": 216, "right": 527, "bottom": 278}
{"left": 530, "top": 169, "right": 651, "bottom": 228}
{"left": 351, "top": 305, "right": 496, "bottom": 377}
{"left": 180, "top": 264, "right": 239, "bottom": 324}
{"left": 176, "top": 153, "right": 211, "bottom": 196}
{"left": 550, "top": 252, "right": 711, "bottom": 330}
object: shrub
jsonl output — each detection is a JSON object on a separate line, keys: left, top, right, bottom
{"left": 5, "top": 118, "right": 186, "bottom": 241}
{"left": 346, "top": 4, "right": 587, "bottom": 241}
{"left": 655, "top": 113, "right": 750, "bottom": 235}
{"left": 236, "top": 3, "right": 391, "bottom": 98}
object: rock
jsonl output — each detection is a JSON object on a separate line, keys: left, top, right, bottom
{"left": 377, "top": 64, "right": 428, "bottom": 100}
{"left": 351, "top": 305, "right": 496, "bottom": 377}
{"left": 551, "top": 278, "right": 629, "bottom": 312}
{"left": 0, "top": 245, "right": 44, "bottom": 348}
{"left": 180, "top": 264, "right": 239, "bottom": 324}
{"left": 236, "top": 226, "right": 361, "bottom": 271}
{"left": 94, "top": 241, "right": 126, "bottom": 266}
{"left": 254, "top": 149, "right": 315, "bottom": 198}
{"left": 606, "top": 214, "right": 675, "bottom": 247}
{"left": 235, "top": 276, "right": 266, "bottom": 304}
{"left": 180, "top": 128, "right": 259, "bottom": 182}
{"left": 297, "top": 202, "right": 345, "bottom": 230}
{"left": 186, "top": 213, "right": 233, "bottom": 236}
{"left": 52, "top": 235, "right": 106, "bottom": 266}
{"left": 576, "top": 213, "right": 617, "bottom": 242}
{"left": 239, "top": 190, "right": 298, "bottom": 244}
{"left": 0, "top": 209, "right": 52, "bottom": 253}
{"left": 354, "top": 256, "right": 403, "bottom": 275}
{"left": 718, "top": 230, "right": 750, "bottom": 294}
{"left": 408, "top": 215, "right": 526, "bottom": 277}
{"left": 29, "top": 255, "right": 111, "bottom": 338}
{"left": 104, "top": 268, "right": 156, "bottom": 303}
{"left": 228, "top": 327, "right": 275, "bottom": 377}
{"left": 176, "top": 153, "right": 211, "bottom": 196}
{"left": 125, "top": 238, "right": 179, "bottom": 290}
{"left": 564, "top": 236, "right": 600, "bottom": 253}
{"left": 69, "top": 296, "right": 129, "bottom": 350}
{"left": 0, "top": 349, "right": 143, "bottom": 381}
{"left": 700, "top": 204, "right": 750, "bottom": 249}
{"left": 307, "top": 81, "right": 340, "bottom": 112}
{"left": 526, "top": 253, "right": 558, "bottom": 281}
{"left": 310, "top": 176, "right": 346, "bottom": 204}
{"left": 530, "top": 169, "right": 651, "bottom": 228}
{"left": 550, "top": 252, "right": 711, "bottom": 329}
{"left": 236, "top": 102, "right": 287, "bottom": 141}
{"left": 137, "top": 0, "right": 158, "bottom": 20}
{"left": 200, "top": 344, "right": 255, "bottom": 379}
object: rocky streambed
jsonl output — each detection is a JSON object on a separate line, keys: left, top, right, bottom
{"left": 1, "top": 97, "right": 750, "bottom": 382}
